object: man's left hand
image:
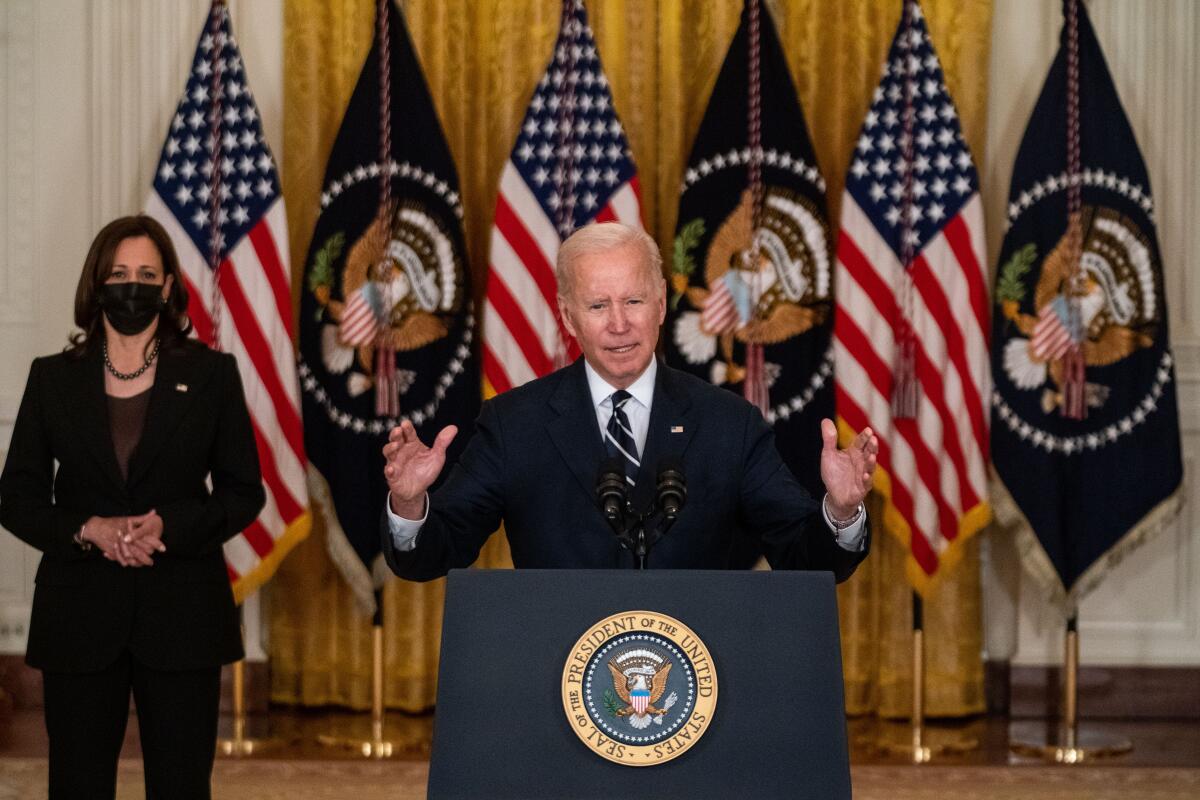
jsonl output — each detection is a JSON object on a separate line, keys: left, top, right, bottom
{"left": 819, "top": 418, "right": 878, "bottom": 518}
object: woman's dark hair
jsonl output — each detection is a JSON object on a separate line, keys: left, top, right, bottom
{"left": 67, "top": 215, "right": 193, "bottom": 357}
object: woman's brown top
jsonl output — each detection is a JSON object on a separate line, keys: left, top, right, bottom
{"left": 107, "top": 389, "right": 150, "bottom": 482}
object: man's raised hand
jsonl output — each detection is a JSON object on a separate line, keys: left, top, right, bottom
{"left": 383, "top": 421, "right": 458, "bottom": 518}
{"left": 818, "top": 418, "right": 878, "bottom": 518}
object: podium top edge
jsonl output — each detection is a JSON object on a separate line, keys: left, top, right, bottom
{"left": 444, "top": 568, "right": 836, "bottom": 585}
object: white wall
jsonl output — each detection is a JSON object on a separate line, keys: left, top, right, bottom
{"left": 985, "top": 0, "right": 1200, "bottom": 666}
{"left": 0, "top": 0, "right": 284, "bottom": 660}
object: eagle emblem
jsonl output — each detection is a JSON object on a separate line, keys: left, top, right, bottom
{"left": 307, "top": 199, "right": 466, "bottom": 407}
{"left": 605, "top": 648, "right": 679, "bottom": 730}
{"left": 563, "top": 612, "right": 716, "bottom": 766}
{"left": 671, "top": 186, "right": 831, "bottom": 387}
{"left": 996, "top": 204, "right": 1159, "bottom": 414}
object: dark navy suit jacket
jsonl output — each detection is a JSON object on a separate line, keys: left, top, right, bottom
{"left": 382, "top": 358, "right": 868, "bottom": 581}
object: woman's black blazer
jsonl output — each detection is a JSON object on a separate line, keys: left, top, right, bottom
{"left": 0, "top": 340, "right": 265, "bottom": 672}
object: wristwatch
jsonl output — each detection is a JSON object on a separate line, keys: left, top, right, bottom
{"left": 73, "top": 523, "right": 94, "bottom": 552}
{"left": 824, "top": 494, "right": 864, "bottom": 531}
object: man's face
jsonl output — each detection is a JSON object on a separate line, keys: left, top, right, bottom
{"left": 559, "top": 242, "right": 666, "bottom": 390}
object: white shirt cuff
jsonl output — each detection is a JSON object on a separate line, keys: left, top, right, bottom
{"left": 385, "top": 492, "right": 428, "bottom": 552}
{"left": 822, "top": 495, "right": 868, "bottom": 552}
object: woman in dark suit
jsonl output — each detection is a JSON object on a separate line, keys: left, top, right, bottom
{"left": 0, "top": 215, "right": 265, "bottom": 799}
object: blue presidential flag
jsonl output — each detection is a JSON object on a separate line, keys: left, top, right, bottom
{"left": 990, "top": 0, "right": 1182, "bottom": 607}
{"left": 664, "top": 0, "right": 833, "bottom": 499}
{"left": 298, "top": 1, "right": 478, "bottom": 613}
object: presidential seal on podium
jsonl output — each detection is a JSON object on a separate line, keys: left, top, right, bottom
{"left": 561, "top": 610, "right": 718, "bottom": 766}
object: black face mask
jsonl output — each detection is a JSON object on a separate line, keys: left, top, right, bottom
{"left": 97, "top": 282, "right": 166, "bottom": 336}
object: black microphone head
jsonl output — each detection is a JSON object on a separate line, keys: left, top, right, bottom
{"left": 596, "top": 457, "right": 629, "bottom": 520}
{"left": 597, "top": 460, "right": 628, "bottom": 491}
{"left": 655, "top": 456, "right": 686, "bottom": 515}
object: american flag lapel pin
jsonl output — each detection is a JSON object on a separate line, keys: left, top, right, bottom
{"left": 671, "top": 425, "right": 684, "bottom": 433}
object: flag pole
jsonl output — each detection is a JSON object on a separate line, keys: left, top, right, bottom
{"left": 201, "top": 0, "right": 286, "bottom": 758}
{"left": 910, "top": 593, "right": 928, "bottom": 762}
{"left": 217, "top": 616, "right": 287, "bottom": 756}
{"left": 217, "top": 658, "right": 286, "bottom": 756}
{"left": 1006, "top": 0, "right": 1132, "bottom": 764}
{"left": 316, "top": 591, "right": 424, "bottom": 757}
{"left": 741, "top": 0, "right": 769, "bottom": 416}
{"left": 860, "top": 4, "right": 977, "bottom": 760}
{"left": 891, "top": 0, "right": 920, "bottom": 421}
{"left": 314, "top": 622, "right": 400, "bottom": 757}
{"left": 866, "top": 591, "right": 976, "bottom": 761}
{"left": 1010, "top": 612, "right": 1132, "bottom": 762}
{"left": 317, "top": 0, "right": 424, "bottom": 759}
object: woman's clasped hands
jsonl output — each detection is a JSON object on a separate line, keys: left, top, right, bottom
{"left": 82, "top": 511, "right": 166, "bottom": 566}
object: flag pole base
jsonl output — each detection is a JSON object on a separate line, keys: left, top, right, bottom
{"left": 1008, "top": 618, "right": 1128, "bottom": 762}
{"left": 316, "top": 623, "right": 423, "bottom": 759}
{"left": 857, "top": 595, "right": 978, "bottom": 763}
{"left": 859, "top": 722, "right": 978, "bottom": 764}
{"left": 217, "top": 727, "right": 287, "bottom": 757}
{"left": 1008, "top": 617, "right": 1131, "bottom": 763}
{"left": 216, "top": 660, "right": 289, "bottom": 758}
{"left": 314, "top": 719, "right": 430, "bottom": 759}
{"left": 1009, "top": 723, "right": 1132, "bottom": 764}
{"left": 315, "top": 731, "right": 401, "bottom": 759}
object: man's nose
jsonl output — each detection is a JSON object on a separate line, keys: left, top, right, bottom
{"left": 608, "top": 306, "right": 630, "bottom": 331}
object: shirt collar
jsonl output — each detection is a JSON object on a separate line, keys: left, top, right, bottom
{"left": 583, "top": 357, "right": 657, "bottom": 411}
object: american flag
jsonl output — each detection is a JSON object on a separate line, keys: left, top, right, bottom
{"left": 700, "top": 274, "right": 739, "bottom": 336}
{"left": 338, "top": 285, "right": 382, "bottom": 348}
{"left": 833, "top": 1, "right": 990, "bottom": 590}
{"left": 482, "top": 0, "right": 643, "bottom": 395}
{"left": 145, "top": 4, "right": 309, "bottom": 601}
{"left": 1031, "top": 296, "right": 1077, "bottom": 361}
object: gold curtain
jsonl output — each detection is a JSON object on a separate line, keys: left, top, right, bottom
{"left": 271, "top": 0, "right": 991, "bottom": 717}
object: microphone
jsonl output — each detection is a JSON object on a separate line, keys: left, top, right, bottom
{"left": 655, "top": 457, "right": 687, "bottom": 518}
{"left": 596, "top": 457, "right": 630, "bottom": 529}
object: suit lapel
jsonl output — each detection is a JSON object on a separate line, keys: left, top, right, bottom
{"left": 126, "top": 345, "right": 208, "bottom": 488}
{"left": 631, "top": 362, "right": 697, "bottom": 511}
{"left": 545, "top": 359, "right": 608, "bottom": 505}
{"left": 64, "top": 346, "right": 126, "bottom": 493}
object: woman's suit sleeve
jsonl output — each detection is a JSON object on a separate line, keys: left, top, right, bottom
{"left": 156, "top": 354, "right": 265, "bottom": 557}
{"left": 0, "top": 358, "right": 93, "bottom": 560}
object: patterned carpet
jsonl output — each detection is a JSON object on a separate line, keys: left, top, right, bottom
{"left": 1, "top": 759, "right": 1198, "bottom": 799}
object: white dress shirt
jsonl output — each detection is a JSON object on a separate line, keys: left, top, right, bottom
{"left": 387, "top": 359, "right": 867, "bottom": 552}
{"left": 587, "top": 357, "right": 656, "bottom": 462}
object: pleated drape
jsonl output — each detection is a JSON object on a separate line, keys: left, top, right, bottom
{"left": 270, "top": 0, "right": 991, "bottom": 717}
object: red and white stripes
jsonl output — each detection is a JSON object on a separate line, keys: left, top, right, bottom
{"left": 482, "top": 161, "right": 642, "bottom": 395}
{"left": 834, "top": 192, "right": 991, "bottom": 586}
{"left": 148, "top": 193, "right": 309, "bottom": 593}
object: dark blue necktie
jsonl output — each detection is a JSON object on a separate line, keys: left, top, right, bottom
{"left": 604, "top": 390, "right": 640, "bottom": 486}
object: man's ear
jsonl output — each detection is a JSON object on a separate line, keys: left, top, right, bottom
{"left": 558, "top": 294, "right": 578, "bottom": 339}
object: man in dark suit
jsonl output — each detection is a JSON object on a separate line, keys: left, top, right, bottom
{"left": 380, "top": 222, "right": 877, "bottom": 580}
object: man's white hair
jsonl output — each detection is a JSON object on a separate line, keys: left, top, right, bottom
{"left": 556, "top": 222, "right": 664, "bottom": 300}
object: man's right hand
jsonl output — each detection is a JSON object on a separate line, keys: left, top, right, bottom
{"left": 383, "top": 420, "right": 458, "bottom": 519}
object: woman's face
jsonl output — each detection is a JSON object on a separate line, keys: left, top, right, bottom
{"left": 107, "top": 236, "right": 173, "bottom": 300}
